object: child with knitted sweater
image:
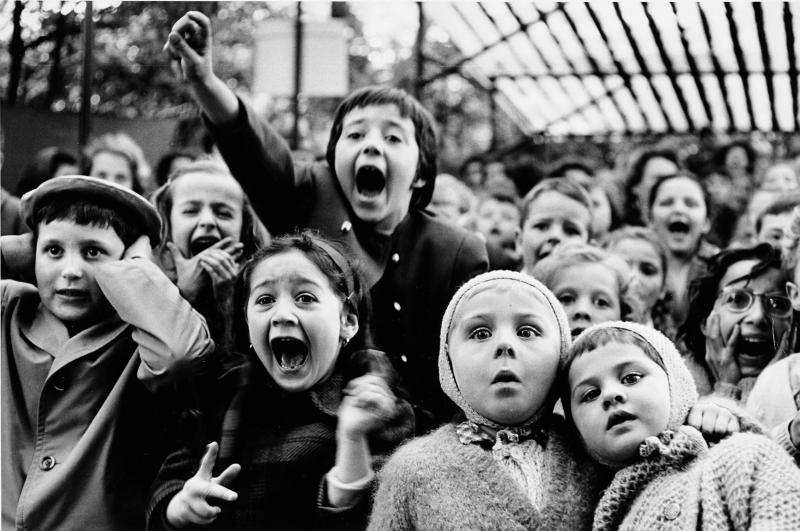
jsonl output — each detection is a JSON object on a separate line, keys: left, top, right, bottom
{"left": 368, "top": 271, "right": 605, "bottom": 530}
{"left": 563, "top": 321, "right": 800, "bottom": 530}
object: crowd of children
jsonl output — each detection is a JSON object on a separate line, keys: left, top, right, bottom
{"left": 1, "top": 8, "right": 800, "bottom": 530}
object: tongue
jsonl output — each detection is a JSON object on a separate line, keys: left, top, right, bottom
{"left": 281, "top": 351, "right": 306, "bottom": 369}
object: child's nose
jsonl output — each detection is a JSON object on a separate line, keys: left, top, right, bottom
{"left": 197, "top": 207, "right": 217, "bottom": 227}
{"left": 270, "top": 297, "right": 298, "bottom": 326}
{"left": 602, "top": 384, "right": 626, "bottom": 408}
{"left": 361, "top": 131, "right": 383, "bottom": 156}
{"left": 60, "top": 254, "right": 85, "bottom": 279}
{"left": 493, "top": 332, "right": 516, "bottom": 358}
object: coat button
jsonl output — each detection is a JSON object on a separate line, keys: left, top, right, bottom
{"left": 393, "top": 302, "right": 401, "bottom": 311}
{"left": 52, "top": 375, "right": 67, "bottom": 392}
{"left": 400, "top": 354, "right": 408, "bottom": 363}
{"left": 340, "top": 221, "right": 352, "bottom": 233}
{"left": 40, "top": 456, "right": 56, "bottom": 471}
{"left": 663, "top": 501, "right": 681, "bottom": 520}
{"left": 391, "top": 253, "right": 399, "bottom": 263}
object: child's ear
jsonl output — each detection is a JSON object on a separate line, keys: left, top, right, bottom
{"left": 340, "top": 306, "right": 359, "bottom": 344}
{"left": 787, "top": 281, "right": 800, "bottom": 311}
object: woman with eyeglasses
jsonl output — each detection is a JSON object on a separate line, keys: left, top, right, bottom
{"left": 678, "top": 242, "right": 795, "bottom": 404}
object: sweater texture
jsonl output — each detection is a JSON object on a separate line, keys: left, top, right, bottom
{"left": 368, "top": 416, "right": 605, "bottom": 531}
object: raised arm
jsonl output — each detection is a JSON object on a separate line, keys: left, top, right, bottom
{"left": 164, "top": 11, "right": 238, "bottom": 127}
{"left": 165, "top": 11, "right": 301, "bottom": 234}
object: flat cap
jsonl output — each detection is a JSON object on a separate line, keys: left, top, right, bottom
{"left": 20, "top": 175, "right": 161, "bottom": 244}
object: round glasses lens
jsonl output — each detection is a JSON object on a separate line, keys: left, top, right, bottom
{"left": 766, "top": 295, "right": 792, "bottom": 316}
{"left": 726, "top": 289, "right": 752, "bottom": 311}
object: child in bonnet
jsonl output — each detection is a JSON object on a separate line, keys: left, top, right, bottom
{"left": 563, "top": 321, "right": 800, "bottom": 530}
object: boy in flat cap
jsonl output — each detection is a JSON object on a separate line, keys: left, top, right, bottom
{"left": 1, "top": 176, "right": 215, "bottom": 530}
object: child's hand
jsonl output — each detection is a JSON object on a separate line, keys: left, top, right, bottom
{"left": 164, "top": 11, "right": 214, "bottom": 84}
{"left": 686, "top": 401, "right": 740, "bottom": 439}
{"left": 197, "top": 244, "right": 243, "bottom": 298}
{"left": 704, "top": 311, "right": 742, "bottom": 385}
{"left": 166, "top": 442, "right": 240, "bottom": 528}
{"left": 337, "top": 374, "right": 397, "bottom": 440}
{"left": 167, "top": 238, "right": 242, "bottom": 302}
{"left": 122, "top": 235, "right": 153, "bottom": 261}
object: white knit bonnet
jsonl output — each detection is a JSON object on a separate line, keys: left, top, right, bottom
{"left": 569, "top": 321, "right": 698, "bottom": 431}
{"left": 438, "top": 270, "right": 572, "bottom": 429}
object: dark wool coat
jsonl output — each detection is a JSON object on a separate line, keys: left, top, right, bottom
{"left": 206, "top": 100, "right": 488, "bottom": 430}
{"left": 147, "top": 353, "right": 414, "bottom": 531}
{"left": 368, "top": 415, "right": 606, "bottom": 531}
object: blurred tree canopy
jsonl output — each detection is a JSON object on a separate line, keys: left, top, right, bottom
{"left": 1, "top": 1, "right": 513, "bottom": 172}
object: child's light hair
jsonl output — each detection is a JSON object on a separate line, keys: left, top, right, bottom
{"left": 519, "top": 177, "right": 593, "bottom": 237}
{"left": 150, "top": 158, "right": 265, "bottom": 258}
{"left": 532, "top": 242, "right": 645, "bottom": 323}
{"left": 84, "top": 132, "right": 149, "bottom": 194}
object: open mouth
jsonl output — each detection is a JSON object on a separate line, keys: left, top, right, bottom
{"left": 190, "top": 235, "right": 221, "bottom": 256}
{"left": 355, "top": 166, "right": 386, "bottom": 198}
{"left": 736, "top": 335, "right": 772, "bottom": 360}
{"left": 56, "top": 288, "right": 88, "bottom": 299}
{"left": 606, "top": 410, "right": 636, "bottom": 430}
{"left": 270, "top": 337, "right": 309, "bottom": 371}
{"left": 491, "top": 369, "right": 521, "bottom": 384}
{"left": 667, "top": 220, "right": 690, "bottom": 234}
{"left": 571, "top": 327, "right": 586, "bottom": 339}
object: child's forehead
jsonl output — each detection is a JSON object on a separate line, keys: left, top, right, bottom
{"left": 342, "top": 104, "right": 412, "bottom": 127}
{"left": 172, "top": 171, "right": 243, "bottom": 197}
{"left": 453, "top": 280, "right": 553, "bottom": 318}
{"left": 37, "top": 218, "right": 124, "bottom": 244}
{"left": 569, "top": 341, "right": 653, "bottom": 379}
{"left": 554, "top": 262, "right": 618, "bottom": 290}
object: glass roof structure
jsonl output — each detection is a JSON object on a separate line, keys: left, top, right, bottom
{"left": 421, "top": 1, "right": 800, "bottom": 136}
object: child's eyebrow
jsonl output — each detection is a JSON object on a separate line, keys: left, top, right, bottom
{"left": 250, "top": 274, "right": 324, "bottom": 292}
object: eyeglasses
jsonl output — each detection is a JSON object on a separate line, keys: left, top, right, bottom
{"left": 716, "top": 287, "right": 793, "bottom": 318}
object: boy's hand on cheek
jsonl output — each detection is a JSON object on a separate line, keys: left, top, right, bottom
{"left": 337, "top": 374, "right": 397, "bottom": 440}
{"left": 122, "top": 235, "right": 153, "bottom": 262}
{"left": 704, "top": 312, "right": 742, "bottom": 385}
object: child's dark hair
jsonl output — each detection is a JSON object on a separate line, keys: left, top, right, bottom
{"left": 32, "top": 196, "right": 141, "bottom": 248}
{"left": 520, "top": 177, "right": 594, "bottom": 236}
{"left": 151, "top": 159, "right": 264, "bottom": 258}
{"left": 232, "top": 230, "right": 364, "bottom": 353}
{"left": 326, "top": 86, "right": 438, "bottom": 210}
{"left": 678, "top": 242, "right": 789, "bottom": 363}
{"left": 624, "top": 148, "right": 680, "bottom": 225}
{"left": 647, "top": 172, "right": 710, "bottom": 219}
{"left": 559, "top": 327, "right": 664, "bottom": 418}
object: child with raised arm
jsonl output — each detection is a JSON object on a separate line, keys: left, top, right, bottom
{"left": 147, "top": 232, "right": 413, "bottom": 531}
{"left": 1, "top": 176, "right": 214, "bottom": 530}
{"left": 563, "top": 321, "right": 800, "bottom": 530}
{"left": 164, "top": 11, "right": 488, "bottom": 431}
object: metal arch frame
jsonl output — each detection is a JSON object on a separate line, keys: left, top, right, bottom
{"left": 724, "top": 2, "right": 755, "bottom": 131}
{"left": 555, "top": 3, "right": 632, "bottom": 133}
{"left": 669, "top": 2, "right": 714, "bottom": 129}
{"left": 417, "top": 1, "right": 798, "bottom": 137}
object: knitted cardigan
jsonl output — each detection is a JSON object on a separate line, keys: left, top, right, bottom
{"left": 367, "top": 414, "right": 605, "bottom": 531}
{"left": 593, "top": 426, "right": 800, "bottom": 531}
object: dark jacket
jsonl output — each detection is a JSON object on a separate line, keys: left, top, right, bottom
{"left": 206, "top": 99, "right": 488, "bottom": 430}
{"left": 147, "top": 352, "right": 414, "bottom": 531}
